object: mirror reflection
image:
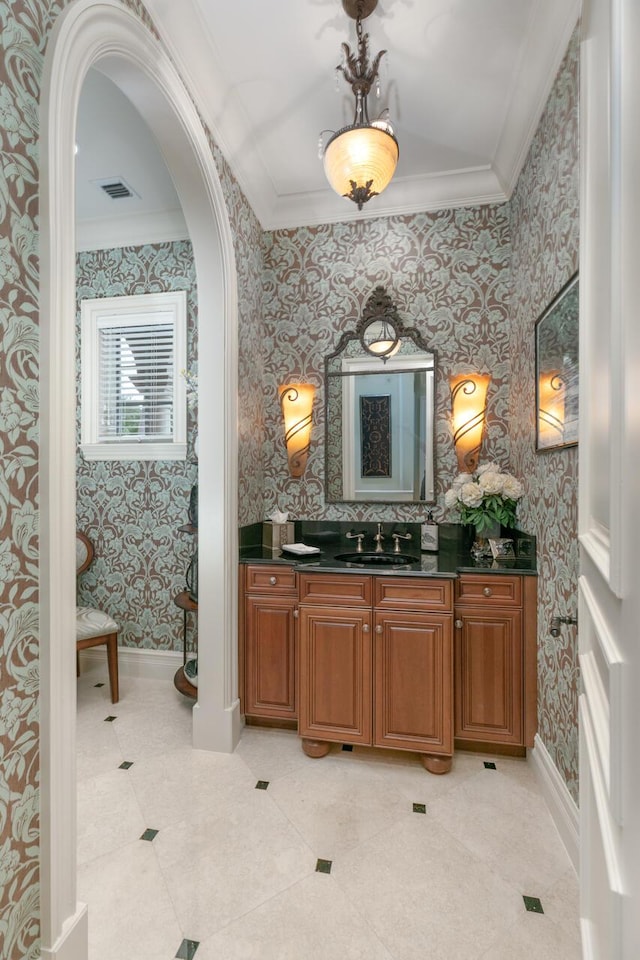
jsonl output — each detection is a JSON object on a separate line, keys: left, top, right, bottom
{"left": 325, "top": 287, "right": 436, "bottom": 504}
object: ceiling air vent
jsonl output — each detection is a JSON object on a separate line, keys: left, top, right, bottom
{"left": 93, "top": 177, "right": 139, "bottom": 200}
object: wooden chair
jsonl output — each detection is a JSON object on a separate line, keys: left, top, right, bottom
{"left": 76, "top": 531, "right": 120, "bottom": 703}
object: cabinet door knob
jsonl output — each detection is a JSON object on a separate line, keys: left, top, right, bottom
{"left": 362, "top": 623, "right": 370, "bottom": 633}
{"left": 376, "top": 625, "right": 383, "bottom": 634}
{"left": 293, "top": 608, "right": 299, "bottom": 618}
{"left": 483, "top": 586, "right": 492, "bottom": 597}
{"left": 269, "top": 576, "right": 277, "bottom": 585}
{"left": 455, "top": 619, "right": 463, "bottom": 629}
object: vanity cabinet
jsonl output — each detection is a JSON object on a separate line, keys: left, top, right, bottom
{"left": 240, "top": 563, "right": 537, "bottom": 767}
{"left": 298, "top": 572, "right": 453, "bottom": 773}
{"left": 242, "top": 564, "right": 298, "bottom": 721}
{"left": 454, "top": 574, "right": 537, "bottom": 752}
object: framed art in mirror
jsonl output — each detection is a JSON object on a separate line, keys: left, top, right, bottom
{"left": 535, "top": 273, "right": 579, "bottom": 452}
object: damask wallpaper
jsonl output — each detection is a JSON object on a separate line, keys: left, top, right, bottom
{"left": 0, "top": 0, "right": 264, "bottom": 954}
{"left": 0, "top": 0, "right": 578, "bottom": 949}
{"left": 1, "top": 4, "right": 66, "bottom": 956}
{"left": 75, "top": 241, "right": 199, "bottom": 651}
{"left": 260, "top": 206, "right": 512, "bottom": 525}
{"left": 509, "top": 31, "right": 580, "bottom": 801}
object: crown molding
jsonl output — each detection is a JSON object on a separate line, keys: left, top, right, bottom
{"left": 493, "top": 0, "right": 581, "bottom": 196}
{"left": 143, "top": 0, "right": 274, "bottom": 226}
{"left": 260, "top": 166, "right": 508, "bottom": 231}
{"left": 75, "top": 207, "right": 188, "bottom": 251}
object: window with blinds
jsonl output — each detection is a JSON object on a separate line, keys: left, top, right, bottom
{"left": 81, "top": 292, "right": 187, "bottom": 460}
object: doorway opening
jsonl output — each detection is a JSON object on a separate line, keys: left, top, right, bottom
{"left": 39, "top": 2, "right": 239, "bottom": 954}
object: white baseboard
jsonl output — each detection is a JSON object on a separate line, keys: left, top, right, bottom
{"left": 530, "top": 733, "right": 579, "bottom": 873}
{"left": 79, "top": 645, "right": 183, "bottom": 683}
{"left": 41, "top": 902, "right": 88, "bottom": 960}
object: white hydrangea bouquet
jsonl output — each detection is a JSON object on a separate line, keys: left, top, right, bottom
{"left": 444, "top": 463, "right": 524, "bottom": 534}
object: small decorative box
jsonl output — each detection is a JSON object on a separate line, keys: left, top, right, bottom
{"left": 262, "top": 521, "right": 295, "bottom": 552}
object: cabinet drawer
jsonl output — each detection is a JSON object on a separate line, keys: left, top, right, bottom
{"left": 455, "top": 574, "right": 522, "bottom": 607}
{"left": 299, "top": 573, "right": 372, "bottom": 607}
{"left": 374, "top": 577, "right": 453, "bottom": 611}
{"left": 245, "top": 564, "right": 297, "bottom": 596}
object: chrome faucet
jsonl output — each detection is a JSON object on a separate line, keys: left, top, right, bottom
{"left": 373, "top": 523, "right": 385, "bottom": 553}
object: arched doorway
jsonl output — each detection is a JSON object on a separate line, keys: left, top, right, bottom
{"left": 39, "top": 1, "right": 240, "bottom": 953}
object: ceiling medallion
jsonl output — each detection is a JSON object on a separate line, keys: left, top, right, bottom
{"left": 319, "top": 0, "right": 399, "bottom": 210}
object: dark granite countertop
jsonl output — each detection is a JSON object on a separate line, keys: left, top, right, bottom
{"left": 239, "top": 521, "right": 537, "bottom": 578}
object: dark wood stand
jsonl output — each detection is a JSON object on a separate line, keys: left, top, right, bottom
{"left": 173, "top": 589, "right": 198, "bottom": 699}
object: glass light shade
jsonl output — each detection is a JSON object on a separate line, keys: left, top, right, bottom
{"left": 450, "top": 373, "right": 491, "bottom": 473}
{"left": 367, "top": 338, "right": 398, "bottom": 356}
{"left": 278, "top": 383, "right": 315, "bottom": 478}
{"left": 323, "top": 125, "right": 399, "bottom": 202}
{"left": 362, "top": 319, "right": 401, "bottom": 358}
{"left": 538, "top": 370, "right": 565, "bottom": 446}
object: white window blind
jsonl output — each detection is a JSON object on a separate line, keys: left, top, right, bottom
{"left": 81, "top": 292, "right": 187, "bottom": 460}
{"left": 98, "top": 320, "right": 174, "bottom": 442}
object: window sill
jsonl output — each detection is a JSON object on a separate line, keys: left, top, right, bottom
{"left": 80, "top": 442, "right": 187, "bottom": 461}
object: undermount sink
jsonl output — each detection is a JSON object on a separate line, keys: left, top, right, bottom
{"left": 334, "top": 551, "right": 420, "bottom": 566}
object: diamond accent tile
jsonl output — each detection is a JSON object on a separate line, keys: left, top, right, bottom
{"left": 104, "top": 715, "right": 117, "bottom": 722}
{"left": 75, "top": 675, "right": 581, "bottom": 958}
{"left": 94, "top": 682, "right": 105, "bottom": 688}
{"left": 175, "top": 938, "right": 199, "bottom": 958}
{"left": 140, "top": 828, "right": 159, "bottom": 842}
{"left": 484, "top": 761, "right": 497, "bottom": 769}
{"left": 523, "top": 895, "right": 544, "bottom": 914}
{"left": 255, "top": 780, "right": 269, "bottom": 790}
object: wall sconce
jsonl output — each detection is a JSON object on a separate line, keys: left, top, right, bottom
{"left": 278, "top": 383, "right": 315, "bottom": 478}
{"left": 537, "top": 370, "right": 565, "bottom": 447}
{"left": 450, "top": 374, "right": 491, "bottom": 472}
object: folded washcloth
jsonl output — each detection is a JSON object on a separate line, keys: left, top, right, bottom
{"left": 281, "top": 543, "right": 321, "bottom": 556}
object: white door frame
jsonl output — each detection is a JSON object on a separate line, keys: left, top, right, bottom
{"left": 579, "top": 0, "right": 640, "bottom": 955}
{"left": 39, "top": 2, "right": 240, "bottom": 955}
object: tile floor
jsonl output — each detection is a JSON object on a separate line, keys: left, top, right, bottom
{"left": 76, "top": 669, "right": 582, "bottom": 960}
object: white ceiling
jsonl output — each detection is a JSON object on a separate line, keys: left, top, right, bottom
{"left": 75, "top": 0, "right": 580, "bottom": 244}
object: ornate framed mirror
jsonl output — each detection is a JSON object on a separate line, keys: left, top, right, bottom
{"left": 325, "top": 286, "right": 436, "bottom": 504}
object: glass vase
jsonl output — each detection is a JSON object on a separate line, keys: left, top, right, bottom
{"left": 470, "top": 522, "right": 500, "bottom": 560}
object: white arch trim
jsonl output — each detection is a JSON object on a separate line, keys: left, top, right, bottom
{"left": 39, "top": 2, "right": 239, "bottom": 956}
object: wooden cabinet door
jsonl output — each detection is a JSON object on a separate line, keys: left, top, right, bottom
{"left": 244, "top": 595, "right": 297, "bottom": 719}
{"left": 374, "top": 610, "right": 453, "bottom": 754}
{"left": 454, "top": 606, "right": 523, "bottom": 744}
{"left": 298, "top": 605, "right": 372, "bottom": 745}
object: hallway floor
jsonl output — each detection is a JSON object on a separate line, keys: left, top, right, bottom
{"left": 77, "top": 669, "right": 582, "bottom": 960}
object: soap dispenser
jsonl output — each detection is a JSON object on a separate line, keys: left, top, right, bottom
{"left": 421, "top": 510, "right": 439, "bottom": 552}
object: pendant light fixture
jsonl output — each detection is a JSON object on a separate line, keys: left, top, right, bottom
{"left": 320, "top": 0, "right": 399, "bottom": 210}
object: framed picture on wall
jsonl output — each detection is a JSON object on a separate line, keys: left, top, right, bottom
{"left": 535, "top": 273, "right": 579, "bottom": 452}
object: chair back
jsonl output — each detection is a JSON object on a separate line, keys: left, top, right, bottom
{"left": 76, "top": 531, "right": 94, "bottom": 575}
